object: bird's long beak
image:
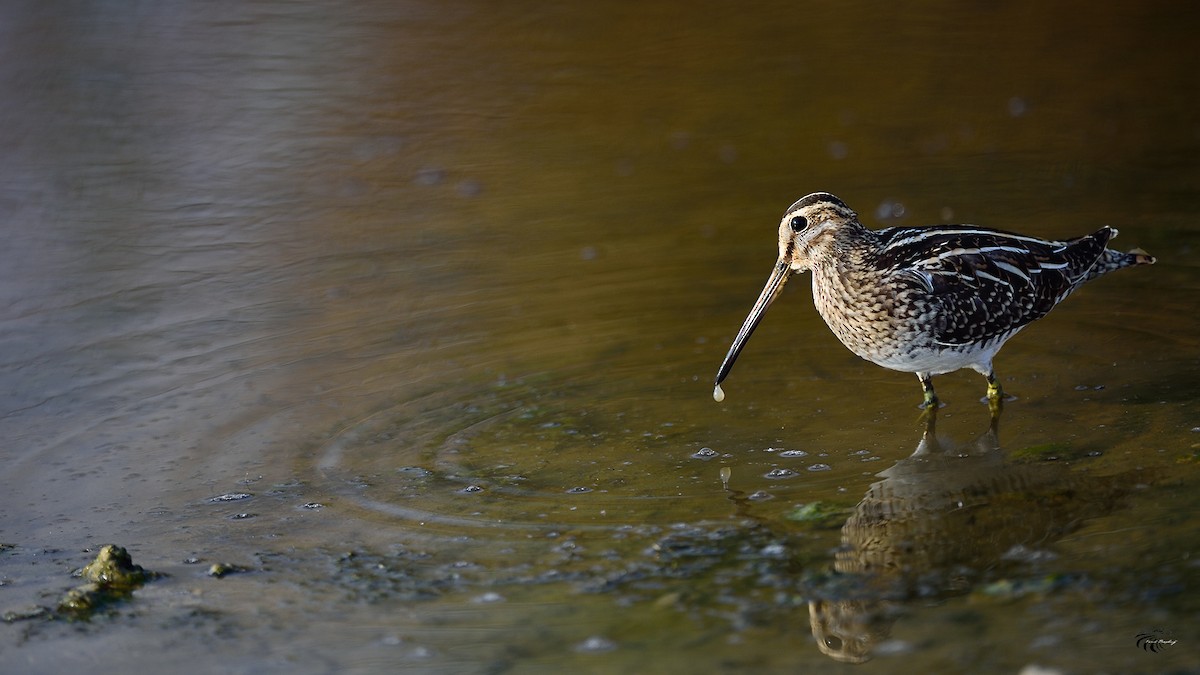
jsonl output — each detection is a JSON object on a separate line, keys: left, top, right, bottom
{"left": 714, "top": 259, "right": 791, "bottom": 391}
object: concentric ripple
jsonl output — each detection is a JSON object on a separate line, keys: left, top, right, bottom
{"left": 311, "top": 375, "right": 860, "bottom": 537}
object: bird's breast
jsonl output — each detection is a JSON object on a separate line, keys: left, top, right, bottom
{"left": 809, "top": 265, "right": 922, "bottom": 362}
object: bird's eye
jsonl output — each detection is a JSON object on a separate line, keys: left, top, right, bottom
{"left": 790, "top": 215, "right": 809, "bottom": 233}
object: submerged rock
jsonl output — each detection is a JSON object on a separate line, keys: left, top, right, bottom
{"left": 78, "top": 544, "right": 151, "bottom": 587}
{"left": 53, "top": 545, "right": 161, "bottom": 620}
{"left": 207, "top": 562, "right": 247, "bottom": 578}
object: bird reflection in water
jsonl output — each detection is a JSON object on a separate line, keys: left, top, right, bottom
{"left": 804, "top": 405, "right": 1150, "bottom": 663}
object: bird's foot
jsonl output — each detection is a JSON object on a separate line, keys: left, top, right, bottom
{"left": 981, "top": 384, "right": 1016, "bottom": 406}
{"left": 916, "top": 391, "right": 942, "bottom": 426}
{"left": 982, "top": 373, "right": 1016, "bottom": 407}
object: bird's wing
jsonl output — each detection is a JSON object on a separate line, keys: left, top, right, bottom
{"left": 879, "top": 225, "right": 1112, "bottom": 346}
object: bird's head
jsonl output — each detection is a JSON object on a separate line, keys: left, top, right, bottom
{"left": 777, "top": 192, "right": 860, "bottom": 273}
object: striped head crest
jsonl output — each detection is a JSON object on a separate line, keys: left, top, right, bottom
{"left": 785, "top": 192, "right": 855, "bottom": 216}
{"left": 778, "top": 192, "right": 863, "bottom": 270}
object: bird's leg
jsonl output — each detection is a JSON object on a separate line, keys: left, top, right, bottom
{"left": 987, "top": 390, "right": 1003, "bottom": 429}
{"left": 918, "top": 396, "right": 938, "bottom": 439}
{"left": 985, "top": 370, "right": 1003, "bottom": 400}
{"left": 985, "top": 370, "right": 1005, "bottom": 415}
{"left": 917, "top": 373, "right": 938, "bottom": 409}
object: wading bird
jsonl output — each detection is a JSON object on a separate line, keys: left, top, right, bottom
{"left": 713, "top": 192, "right": 1154, "bottom": 408}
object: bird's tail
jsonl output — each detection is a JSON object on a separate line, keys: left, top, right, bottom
{"left": 1085, "top": 235, "right": 1155, "bottom": 281}
{"left": 1126, "top": 247, "right": 1156, "bottom": 266}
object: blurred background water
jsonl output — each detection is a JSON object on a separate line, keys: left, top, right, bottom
{"left": 1, "top": 1, "right": 1197, "bottom": 672}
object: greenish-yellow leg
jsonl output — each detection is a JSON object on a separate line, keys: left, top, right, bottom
{"left": 918, "top": 373, "right": 938, "bottom": 409}
{"left": 985, "top": 371, "right": 1004, "bottom": 400}
{"left": 985, "top": 370, "right": 1005, "bottom": 415}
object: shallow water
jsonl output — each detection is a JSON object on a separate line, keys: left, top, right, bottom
{"left": 2, "top": 1, "right": 1199, "bottom": 672}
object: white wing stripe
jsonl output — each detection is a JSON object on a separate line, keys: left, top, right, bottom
{"left": 993, "top": 260, "right": 1032, "bottom": 282}
{"left": 884, "top": 228, "right": 1061, "bottom": 249}
{"left": 973, "top": 269, "right": 1010, "bottom": 286}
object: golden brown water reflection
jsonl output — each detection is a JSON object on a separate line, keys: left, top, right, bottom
{"left": 1, "top": 1, "right": 1198, "bottom": 672}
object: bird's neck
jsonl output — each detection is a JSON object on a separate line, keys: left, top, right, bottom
{"left": 822, "top": 221, "right": 883, "bottom": 278}
{"left": 807, "top": 223, "right": 893, "bottom": 359}
{"left": 809, "top": 223, "right": 886, "bottom": 313}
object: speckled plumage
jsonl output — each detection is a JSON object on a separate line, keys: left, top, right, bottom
{"left": 714, "top": 192, "right": 1155, "bottom": 406}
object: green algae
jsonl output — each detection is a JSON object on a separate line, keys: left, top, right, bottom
{"left": 783, "top": 501, "right": 849, "bottom": 528}
{"left": 0, "top": 545, "right": 163, "bottom": 623}
{"left": 56, "top": 545, "right": 161, "bottom": 619}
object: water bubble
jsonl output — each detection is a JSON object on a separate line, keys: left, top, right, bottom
{"left": 575, "top": 636, "right": 617, "bottom": 653}
{"left": 807, "top": 463, "right": 832, "bottom": 472}
{"left": 566, "top": 486, "right": 593, "bottom": 494}
{"left": 764, "top": 468, "right": 798, "bottom": 479}
{"left": 778, "top": 449, "right": 808, "bottom": 458}
{"left": 760, "top": 543, "right": 788, "bottom": 557}
{"left": 459, "top": 485, "right": 484, "bottom": 494}
{"left": 747, "top": 490, "right": 774, "bottom": 501}
{"left": 208, "top": 493, "right": 253, "bottom": 503}
{"left": 471, "top": 592, "right": 505, "bottom": 603}
{"left": 1001, "top": 544, "right": 1058, "bottom": 563}
{"left": 692, "top": 447, "right": 718, "bottom": 460}
{"left": 875, "top": 199, "right": 906, "bottom": 221}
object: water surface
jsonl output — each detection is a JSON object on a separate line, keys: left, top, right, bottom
{"left": 1, "top": 1, "right": 1198, "bottom": 672}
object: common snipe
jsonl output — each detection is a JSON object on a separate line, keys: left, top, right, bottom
{"left": 713, "top": 192, "right": 1155, "bottom": 407}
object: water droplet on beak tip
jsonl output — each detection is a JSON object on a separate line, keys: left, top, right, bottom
{"left": 713, "top": 384, "right": 725, "bottom": 402}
